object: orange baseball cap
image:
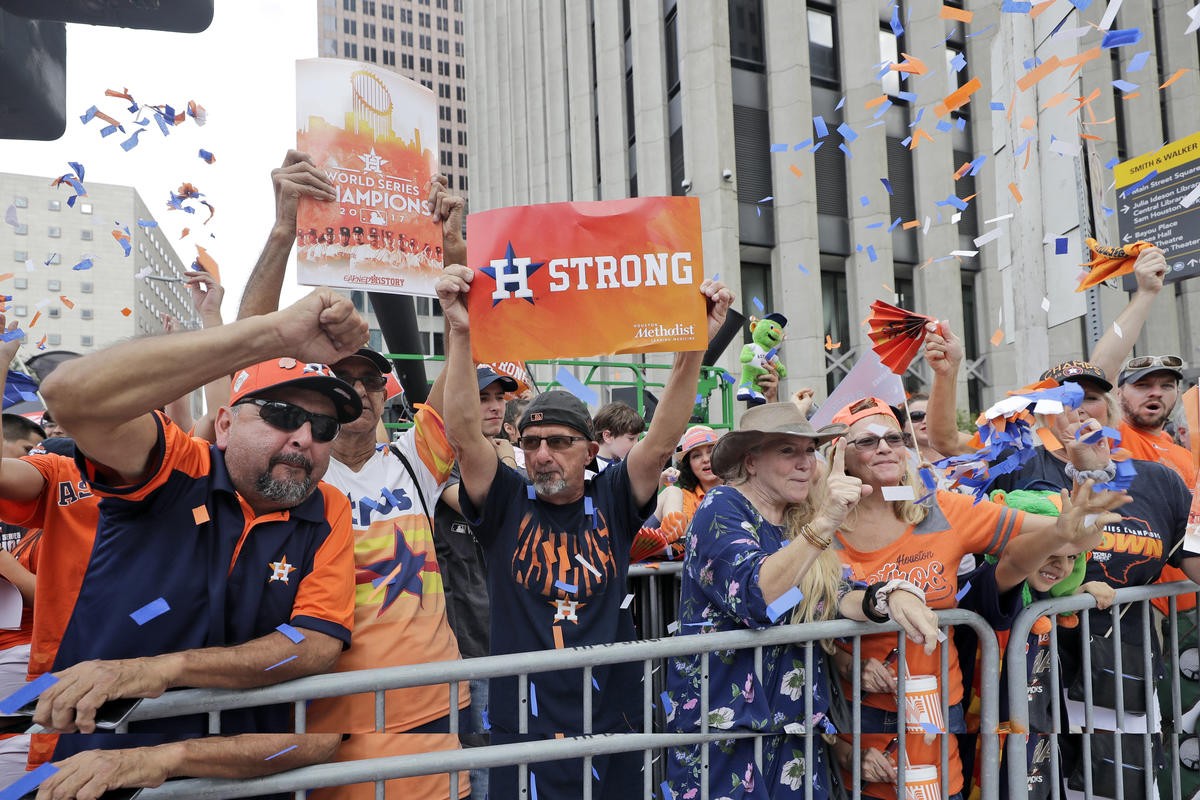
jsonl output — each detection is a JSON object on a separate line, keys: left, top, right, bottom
{"left": 229, "top": 358, "right": 362, "bottom": 423}
{"left": 830, "top": 396, "right": 900, "bottom": 428}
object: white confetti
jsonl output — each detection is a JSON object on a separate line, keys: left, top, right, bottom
{"left": 575, "top": 553, "right": 602, "bottom": 578}
{"left": 1181, "top": 184, "right": 1200, "bottom": 209}
{"left": 973, "top": 228, "right": 1003, "bottom": 247}
{"left": 1098, "top": 0, "right": 1124, "bottom": 30}
{"left": 950, "top": 250, "right": 979, "bottom": 257}
{"left": 667, "top": 620, "right": 680, "bottom": 634}
{"left": 923, "top": 216, "right": 931, "bottom": 235}
{"left": 868, "top": 423, "right": 893, "bottom": 437}
{"left": 1113, "top": 322, "right": 1123, "bottom": 338}
{"left": 621, "top": 593, "right": 635, "bottom": 609}
{"left": 1034, "top": 399, "right": 1064, "bottom": 415}
{"left": 983, "top": 213, "right": 1015, "bottom": 224}
{"left": 882, "top": 485, "right": 917, "bottom": 501}
{"left": 1053, "top": 25, "right": 1091, "bottom": 39}
{"left": 1041, "top": 297, "right": 1051, "bottom": 312}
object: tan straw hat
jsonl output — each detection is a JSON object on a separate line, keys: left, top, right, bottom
{"left": 710, "top": 402, "right": 846, "bottom": 479}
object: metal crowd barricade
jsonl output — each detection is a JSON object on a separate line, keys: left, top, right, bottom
{"left": 628, "top": 561, "right": 683, "bottom": 641}
{"left": 119, "top": 609, "right": 1001, "bottom": 800}
{"left": 1004, "top": 580, "right": 1200, "bottom": 800}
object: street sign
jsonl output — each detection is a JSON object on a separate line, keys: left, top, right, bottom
{"left": 1115, "top": 132, "right": 1200, "bottom": 286}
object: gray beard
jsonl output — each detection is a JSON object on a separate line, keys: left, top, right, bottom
{"left": 533, "top": 475, "right": 568, "bottom": 497}
{"left": 256, "top": 453, "right": 315, "bottom": 506}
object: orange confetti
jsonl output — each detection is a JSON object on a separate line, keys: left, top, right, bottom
{"left": 193, "top": 245, "right": 221, "bottom": 285}
{"left": 1017, "top": 55, "right": 1061, "bottom": 92}
{"left": 789, "top": 164, "right": 803, "bottom": 179}
{"left": 1080, "top": 133, "right": 1104, "bottom": 141}
{"left": 902, "top": 220, "right": 921, "bottom": 230}
{"left": 59, "top": 296, "right": 74, "bottom": 309}
{"left": 865, "top": 94, "right": 889, "bottom": 109}
{"left": 105, "top": 87, "right": 134, "bottom": 102}
{"left": 990, "top": 328, "right": 1004, "bottom": 347}
{"left": 180, "top": 227, "right": 191, "bottom": 239}
{"left": 120, "top": 307, "right": 132, "bottom": 317}
{"left": 0, "top": 274, "right": 12, "bottom": 282}
{"left": 1062, "top": 47, "right": 1101, "bottom": 74}
{"left": 192, "top": 505, "right": 210, "bottom": 524}
{"left": 1020, "top": 116, "right": 1037, "bottom": 130}
{"left": 953, "top": 162, "right": 972, "bottom": 180}
{"left": 36, "top": 335, "right": 46, "bottom": 349}
{"left": 1066, "top": 88, "right": 1101, "bottom": 117}
{"left": 1121, "top": 92, "right": 1141, "bottom": 101}
{"left": 29, "top": 312, "right": 41, "bottom": 328}
{"left": 909, "top": 128, "right": 935, "bottom": 149}
{"left": 1036, "top": 426, "right": 1064, "bottom": 452}
{"left": 940, "top": 5, "right": 973, "bottom": 22}
{"left": 1041, "top": 93, "right": 1070, "bottom": 109}
{"left": 1160, "top": 69, "right": 1189, "bottom": 90}
{"left": 891, "top": 53, "right": 928, "bottom": 76}
{"left": 824, "top": 335, "right": 841, "bottom": 352}
{"left": 1029, "top": 0, "right": 1055, "bottom": 18}
{"left": 934, "top": 76, "right": 982, "bottom": 116}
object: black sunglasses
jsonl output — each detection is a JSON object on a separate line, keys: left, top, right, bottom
{"left": 518, "top": 435, "right": 588, "bottom": 452}
{"left": 235, "top": 399, "right": 340, "bottom": 442}
{"left": 908, "top": 411, "right": 927, "bottom": 422}
{"left": 334, "top": 372, "right": 388, "bottom": 392}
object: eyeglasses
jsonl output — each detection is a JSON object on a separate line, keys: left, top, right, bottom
{"left": 235, "top": 399, "right": 340, "bottom": 442}
{"left": 847, "top": 432, "right": 907, "bottom": 450}
{"left": 518, "top": 435, "right": 588, "bottom": 452}
{"left": 335, "top": 372, "right": 388, "bottom": 392}
{"left": 908, "top": 411, "right": 927, "bottom": 422}
{"left": 1124, "top": 355, "right": 1184, "bottom": 371}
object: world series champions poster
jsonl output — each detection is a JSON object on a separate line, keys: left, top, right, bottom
{"left": 295, "top": 58, "right": 441, "bottom": 295}
{"left": 466, "top": 197, "right": 708, "bottom": 362}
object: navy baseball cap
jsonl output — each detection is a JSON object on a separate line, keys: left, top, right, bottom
{"left": 477, "top": 365, "right": 518, "bottom": 392}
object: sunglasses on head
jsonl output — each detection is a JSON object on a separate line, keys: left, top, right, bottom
{"left": 908, "top": 411, "right": 927, "bottom": 422}
{"left": 334, "top": 371, "right": 388, "bottom": 392}
{"left": 518, "top": 435, "right": 588, "bottom": 452}
{"left": 847, "top": 432, "right": 907, "bottom": 450}
{"left": 1125, "top": 355, "right": 1183, "bottom": 371}
{"left": 235, "top": 398, "right": 340, "bottom": 442}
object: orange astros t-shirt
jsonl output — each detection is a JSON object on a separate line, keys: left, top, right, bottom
{"left": 835, "top": 490, "right": 1024, "bottom": 712}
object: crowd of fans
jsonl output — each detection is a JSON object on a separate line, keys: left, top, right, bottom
{"left": 0, "top": 153, "right": 1195, "bottom": 800}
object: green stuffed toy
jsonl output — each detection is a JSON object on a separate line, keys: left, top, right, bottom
{"left": 987, "top": 489, "right": 1087, "bottom": 620}
{"left": 737, "top": 312, "right": 787, "bottom": 406}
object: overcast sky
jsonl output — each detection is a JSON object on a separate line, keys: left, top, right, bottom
{"left": 0, "top": 0, "right": 318, "bottom": 318}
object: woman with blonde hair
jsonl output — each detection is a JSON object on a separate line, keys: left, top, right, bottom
{"left": 663, "top": 403, "right": 939, "bottom": 800}
{"left": 826, "top": 396, "right": 1127, "bottom": 800}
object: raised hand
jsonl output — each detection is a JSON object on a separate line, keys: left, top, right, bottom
{"left": 699, "top": 279, "right": 733, "bottom": 343}
{"left": 435, "top": 264, "right": 474, "bottom": 332}
{"left": 0, "top": 314, "right": 23, "bottom": 368}
{"left": 270, "top": 150, "right": 337, "bottom": 235}
{"left": 184, "top": 269, "right": 225, "bottom": 327}
{"left": 790, "top": 387, "right": 816, "bottom": 416}
{"left": 922, "top": 320, "right": 962, "bottom": 378}
{"left": 1063, "top": 419, "right": 1112, "bottom": 471}
{"left": 427, "top": 174, "right": 467, "bottom": 267}
{"left": 818, "top": 438, "right": 871, "bottom": 529}
{"left": 1055, "top": 478, "right": 1130, "bottom": 550}
{"left": 271, "top": 289, "right": 368, "bottom": 366}
{"left": 1133, "top": 245, "right": 1166, "bottom": 295}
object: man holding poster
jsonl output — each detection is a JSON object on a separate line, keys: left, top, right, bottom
{"left": 436, "top": 263, "right": 732, "bottom": 799}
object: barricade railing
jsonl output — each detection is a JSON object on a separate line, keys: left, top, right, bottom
{"left": 628, "top": 561, "right": 682, "bottom": 641}
{"left": 1004, "top": 579, "right": 1200, "bottom": 800}
{"left": 117, "top": 609, "right": 1001, "bottom": 800}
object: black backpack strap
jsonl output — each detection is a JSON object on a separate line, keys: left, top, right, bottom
{"left": 388, "top": 444, "right": 432, "bottom": 523}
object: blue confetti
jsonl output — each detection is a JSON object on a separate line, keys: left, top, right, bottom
{"left": 530, "top": 681, "right": 539, "bottom": 716}
{"left": 531, "top": 771, "right": 538, "bottom": 800}
{"left": 969, "top": 155, "right": 988, "bottom": 175}
{"left": 554, "top": 579, "right": 578, "bottom": 593}
{"left": 1069, "top": 0, "right": 1092, "bottom": 8}
{"left": 1023, "top": 57, "right": 1042, "bottom": 70}
{"left": 797, "top": 263, "right": 810, "bottom": 275}
{"left": 100, "top": 124, "right": 119, "bottom": 138}
{"left": 888, "top": 217, "right": 902, "bottom": 233}
{"left": 752, "top": 296, "right": 765, "bottom": 312}
{"left": 482, "top": 707, "right": 490, "bottom": 730}
{"left": 265, "top": 744, "right": 298, "bottom": 761}
{"left": 770, "top": 143, "right": 787, "bottom": 153}
{"left": 1101, "top": 28, "right": 1142, "bottom": 49}
{"left": 837, "top": 122, "right": 858, "bottom": 142}
{"left": 592, "top": 677, "right": 601, "bottom": 691}
{"left": 990, "top": 101, "right": 1006, "bottom": 111}
{"left": 793, "top": 138, "right": 812, "bottom": 151}
{"left": 660, "top": 691, "right": 674, "bottom": 715}
{"left": 890, "top": 5, "right": 903, "bottom": 36}
{"left": 921, "top": 721, "right": 942, "bottom": 734}
{"left": 835, "top": 96, "right": 845, "bottom": 110}
{"left": 276, "top": 623, "right": 305, "bottom": 644}
{"left": 1127, "top": 50, "right": 1151, "bottom": 73}
{"left": 866, "top": 245, "right": 878, "bottom": 262}
{"left": 120, "top": 129, "right": 144, "bottom": 152}
{"left": 0, "top": 763, "right": 58, "bottom": 800}
{"left": 811, "top": 141, "right": 824, "bottom": 153}
{"left": 1102, "top": 205, "right": 1115, "bottom": 217}
{"left": 860, "top": 195, "right": 871, "bottom": 207}
{"left": 936, "top": 119, "right": 953, "bottom": 133}
{"left": 1112, "top": 79, "right": 1139, "bottom": 93}
{"left": 766, "top": 586, "right": 805, "bottom": 623}
{"left": 1055, "top": 237, "right": 1069, "bottom": 255}
{"left": 881, "top": 178, "right": 893, "bottom": 195}
{"left": 79, "top": 105, "right": 98, "bottom": 124}
{"left": 130, "top": 597, "right": 170, "bottom": 625}
{"left": 1120, "top": 169, "right": 1158, "bottom": 198}
{"left": 661, "top": 780, "right": 675, "bottom": 800}
{"left": 896, "top": 90, "right": 917, "bottom": 103}
{"left": 136, "top": 219, "right": 159, "bottom": 228}
{"left": 554, "top": 366, "right": 599, "bottom": 407}
{"left": 0, "top": 329, "right": 24, "bottom": 343}
{"left": 813, "top": 116, "right": 829, "bottom": 138}
{"left": 839, "top": 142, "right": 853, "bottom": 158}
{"left": 866, "top": 222, "right": 885, "bottom": 229}
{"left": 0, "top": 673, "right": 58, "bottom": 715}
{"left": 873, "top": 99, "right": 894, "bottom": 119}
{"left": 526, "top": 485, "right": 537, "bottom": 500}
{"left": 956, "top": 582, "right": 973, "bottom": 602}
{"left": 265, "top": 655, "right": 298, "bottom": 671}
{"left": 950, "top": 52, "right": 967, "bottom": 73}
{"left": 910, "top": 107, "right": 925, "bottom": 127}
{"left": 1001, "top": 0, "right": 1032, "bottom": 12}
{"left": 711, "top": 272, "right": 719, "bottom": 282}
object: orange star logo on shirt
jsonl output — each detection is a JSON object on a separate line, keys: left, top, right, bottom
{"left": 268, "top": 556, "right": 296, "bottom": 583}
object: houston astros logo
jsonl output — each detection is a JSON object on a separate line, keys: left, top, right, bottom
{"left": 481, "top": 242, "right": 544, "bottom": 306}
{"left": 269, "top": 556, "right": 297, "bottom": 583}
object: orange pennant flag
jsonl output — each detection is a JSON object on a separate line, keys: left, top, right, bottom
{"left": 1076, "top": 238, "right": 1155, "bottom": 291}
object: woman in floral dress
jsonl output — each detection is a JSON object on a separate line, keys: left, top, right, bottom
{"left": 664, "top": 403, "right": 939, "bottom": 799}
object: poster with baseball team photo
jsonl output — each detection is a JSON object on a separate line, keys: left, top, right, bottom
{"left": 295, "top": 58, "right": 441, "bottom": 296}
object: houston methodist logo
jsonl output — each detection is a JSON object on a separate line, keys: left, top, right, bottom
{"left": 479, "top": 240, "right": 695, "bottom": 306}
